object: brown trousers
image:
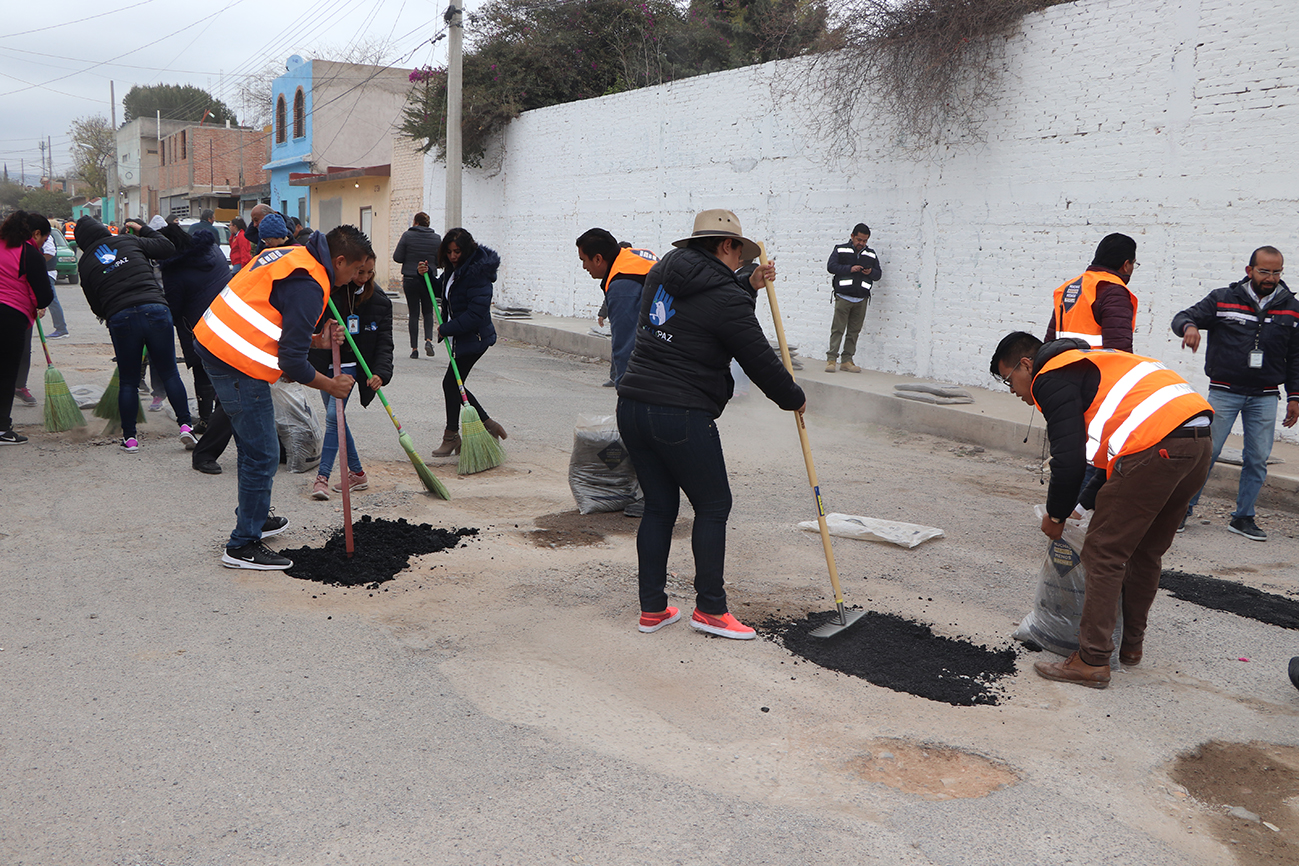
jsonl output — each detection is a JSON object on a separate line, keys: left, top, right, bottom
{"left": 1078, "top": 435, "right": 1212, "bottom": 666}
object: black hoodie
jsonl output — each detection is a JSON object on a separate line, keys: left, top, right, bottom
{"left": 618, "top": 246, "right": 804, "bottom": 417}
{"left": 74, "top": 216, "right": 174, "bottom": 321}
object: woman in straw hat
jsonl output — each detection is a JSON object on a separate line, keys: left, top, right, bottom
{"left": 617, "top": 209, "right": 806, "bottom": 640}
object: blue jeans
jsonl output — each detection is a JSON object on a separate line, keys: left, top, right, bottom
{"left": 197, "top": 344, "right": 279, "bottom": 550}
{"left": 107, "top": 303, "right": 191, "bottom": 438}
{"left": 616, "top": 397, "right": 733, "bottom": 615}
{"left": 46, "top": 276, "right": 67, "bottom": 332}
{"left": 318, "top": 391, "right": 361, "bottom": 480}
{"left": 1186, "top": 390, "right": 1278, "bottom": 519}
{"left": 606, "top": 280, "right": 642, "bottom": 386}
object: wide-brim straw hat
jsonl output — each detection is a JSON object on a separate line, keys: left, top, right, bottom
{"left": 672, "top": 209, "right": 761, "bottom": 262}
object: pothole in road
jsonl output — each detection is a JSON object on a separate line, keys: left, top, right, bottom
{"left": 846, "top": 738, "right": 1018, "bottom": 800}
{"left": 1160, "top": 570, "right": 1299, "bottom": 629}
{"left": 528, "top": 528, "right": 605, "bottom": 547}
{"left": 1170, "top": 741, "right": 1299, "bottom": 866}
{"left": 761, "top": 610, "right": 1019, "bottom": 706}
{"left": 281, "top": 515, "right": 478, "bottom": 587}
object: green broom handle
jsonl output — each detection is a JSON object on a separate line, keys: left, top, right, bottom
{"left": 422, "top": 272, "right": 471, "bottom": 405}
{"left": 34, "top": 316, "right": 53, "bottom": 367}
{"left": 324, "top": 296, "right": 406, "bottom": 432}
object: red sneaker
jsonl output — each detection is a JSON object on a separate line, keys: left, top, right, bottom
{"left": 332, "top": 470, "right": 368, "bottom": 492}
{"left": 689, "top": 609, "right": 756, "bottom": 640}
{"left": 638, "top": 607, "right": 680, "bottom": 633}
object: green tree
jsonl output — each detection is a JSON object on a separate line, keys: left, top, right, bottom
{"left": 0, "top": 179, "right": 23, "bottom": 211}
{"left": 123, "top": 83, "right": 238, "bottom": 125}
{"left": 68, "top": 115, "right": 115, "bottom": 198}
{"left": 19, "top": 188, "right": 73, "bottom": 219}
{"left": 402, "top": 0, "right": 832, "bottom": 164}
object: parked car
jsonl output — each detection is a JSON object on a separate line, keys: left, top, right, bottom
{"left": 177, "top": 219, "right": 231, "bottom": 264}
{"left": 51, "top": 228, "right": 78, "bottom": 284}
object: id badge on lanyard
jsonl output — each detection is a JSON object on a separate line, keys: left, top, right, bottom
{"left": 347, "top": 314, "right": 360, "bottom": 335}
{"left": 1249, "top": 349, "right": 1264, "bottom": 369}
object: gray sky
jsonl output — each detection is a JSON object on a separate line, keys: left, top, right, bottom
{"left": 0, "top": 0, "right": 476, "bottom": 185}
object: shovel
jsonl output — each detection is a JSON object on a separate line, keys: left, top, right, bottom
{"left": 758, "top": 242, "right": 865, "bottom": 639}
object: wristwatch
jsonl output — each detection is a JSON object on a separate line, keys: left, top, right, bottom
{"left": 1049, "top": 516, "right": 1064, "bottom": 525}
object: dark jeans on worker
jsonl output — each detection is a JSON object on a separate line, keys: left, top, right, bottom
{"left": 196, "top": 344, "right": 279, "bottom": 550}
{"left": 0, "top": 303, "right": 29, "bottom": 430}
{"left": 1078, "top": 435, "right": 1212, "bottom": 667}
{"left": 616, "top": 396, "right": 733, "bottom": 616}
{"left": 107, "top": 303, "right": 192, "bottom": 438}
{"left": 443, "top": 350, "right": 490, "bottom": 430}
{"left": 605, "top": 280, "right": 641, "bottom": 386}
{"left": 403, "top": 274, "right": 437, "bottom": 348}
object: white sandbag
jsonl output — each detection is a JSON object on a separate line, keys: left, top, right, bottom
{"left": 797, "top": 513, "right": 945, "bottom": 549}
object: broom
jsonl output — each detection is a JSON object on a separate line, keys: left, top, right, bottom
{"left": 94, "top": 349, "right": 148, "bottom": 425}
{"left": 325, "top": 297, "right": 449, "bottom": 500}
{"left": 423, "top": 272, "right": 503, "bottom": 475}
{"left": 35, "top": 318, "right": 86, "bottom": 432}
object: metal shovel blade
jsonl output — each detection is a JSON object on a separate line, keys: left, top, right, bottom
{"left": 809, "top": 607, "right": 867, "bottom": 639}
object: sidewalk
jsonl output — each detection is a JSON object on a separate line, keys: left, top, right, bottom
{"left": 492, "top": 311, "right": 1299, "bottom": 513}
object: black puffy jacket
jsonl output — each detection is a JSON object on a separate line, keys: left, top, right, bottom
{"left": 618, "top": 247, "right": 804, "bottom": 417}
{"left": 74, "top": 217, "right": 174, "bottom": 321}
{"left": 1171, "top": 279, "right": 1299, "bottom": 398}
{"left": 393, "top": 226, "right": 443, "bottom": 277}
{"left": 310, "top": 287, "right": 394, "bottom": 409}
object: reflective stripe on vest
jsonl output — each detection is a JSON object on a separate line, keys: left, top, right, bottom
{"left": 1052, "top": 271, "right": 1137, "bottom": 348}
{"left": 1034, "top": 349, "right": 1211, "bottom": 474}
{"left": 193, "top": 245, "right": 331, "bottom": 382}
{"left": 602, "top": 246, "right": 657, "bottom": 293}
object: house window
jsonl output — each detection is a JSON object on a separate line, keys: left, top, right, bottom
{"left": 293, "top": 88, "right": 305, "bottom": 139}
{"left": 276, "top": 95, "right": 287, "bottom": 144}
{"left": 180, "top": 131, "right": 187, "bottom": 160}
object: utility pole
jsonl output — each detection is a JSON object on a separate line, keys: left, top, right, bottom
{"left": 108, "top": 80, "right": 119, "bottom": 225}
{"left": 39, "top": 139, "right": 47, "bottom": 188}
{"left": 47, "top": 136, "right": 53, "bottom": 188}
{"left": 444, "top": 3, "right": 463, "bottom": 233}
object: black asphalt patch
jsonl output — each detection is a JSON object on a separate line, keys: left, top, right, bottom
{"left": 1161, "top": 569, "right": 1299, "bottom": 629}
{"left": 762, "top": 611, "right": 1019, "bottom": 707}
{"left": 281, "top": 515, "right": 477, "bottom": 588}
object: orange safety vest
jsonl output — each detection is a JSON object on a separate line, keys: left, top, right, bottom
{"left": 107, "top": 225, "right": 118, "bottom": 235}
{"left": 194, "top": 245, "right": 331, "bottom": 382}
{"left": 64, "top": 222, "right": 75, "bottom": 242}
{"left": 601, "top": 247, "right": 657, "bottom": 293}
{"left": 1052, "top": 271, "right": 1137, "bottom": 348}
{"left": 1034, "top": 349, "right": 1212, "bottom": 476}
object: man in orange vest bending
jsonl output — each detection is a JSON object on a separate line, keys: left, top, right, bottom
{"left": 576, "top": 228, "right": 657, "bottom": 386}
{"left": 1045, "top": 233, "right": 1139, "bottom": 351}
{"left": 194, "top": 218, "right": 374, "bottom": 570}
{"left": 991, "top": 332, "right": 1213, "bottom": 689}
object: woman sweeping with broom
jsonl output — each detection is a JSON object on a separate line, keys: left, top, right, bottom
{"left": 419, "top": 228, "right": 507, "bottom": 459}
{"left": 308, "top": 255, "right": 393, "bottom": 500}
{"left": 0, "top": 211, "right": 55, "bottom": 445}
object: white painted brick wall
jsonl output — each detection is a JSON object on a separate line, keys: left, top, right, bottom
{"left": 422, "top": 0, "right": 1299, "bottom": 440}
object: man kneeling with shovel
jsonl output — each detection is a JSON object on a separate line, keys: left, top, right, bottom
{"left": 990, "top": 332, "right": 1213, "bottom": 687}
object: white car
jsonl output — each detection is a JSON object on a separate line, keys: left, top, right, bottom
{"left": 176, "top": 219, "right": 232, "bottom": 264}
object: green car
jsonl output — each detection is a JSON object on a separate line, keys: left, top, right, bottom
{"left": 52, "top": 229, "right": 78, "bottom": 285}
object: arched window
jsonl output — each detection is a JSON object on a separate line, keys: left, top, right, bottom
{"left": 276, "top": 95, "right": 287, "bottom": 144}
{"left": 293, "top": 88, "right": 305, "bottom": 139}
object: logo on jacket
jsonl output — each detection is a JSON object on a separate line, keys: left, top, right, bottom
{"left": 1061, "top": 278, "right": 1083, "bottom": 312}
{"left": 649, "top": 286, "right": 676, "bottom": 327}
{"left": 94, "top": 244, "right": 117, "bottom": 265}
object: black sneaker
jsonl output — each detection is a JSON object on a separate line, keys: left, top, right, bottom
{"left": 222, "top": 541, "right": 292, "bottom": 570}
{"left": 0, "top": 428, "right": 28, "bottom": 445}
{"left": 1176, "top": 513, "right": 1188, "bottom": 533}
{"left": 1228, "top": 516, "right": 1267, "bottom": 542}
{"left": 193, "top": 459, "right": 223, "bottom": 475}
{"left": 261, "top": 510, "right": 289, "bottom": 538}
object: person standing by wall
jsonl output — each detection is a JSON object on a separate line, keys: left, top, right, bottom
{"left": 617, "top": 209, "right": 805, "bottom": 640}
{"left": 576, "top": 229, "right": 657, "bottom": 386}
{"left": 229, "top": 217, "right": 252, "bottom": 274}
{"left": 1171, "top": 246, "right": 1299, "bottom": 541}
{"left": 1045, "top": 233, "right": 1139, "bottom": 351}
{"left": 0, "top": 211, "right": 55, "bottom": 444}
{"left": 392, "top": 212, "right": 442, "bottom": 360}
{"left": 38, "top": 220, "right": 69, "bottom": 338}
{"left": 825, "top": 223, "right": 881, "bottom": 373}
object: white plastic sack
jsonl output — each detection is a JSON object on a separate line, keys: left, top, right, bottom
{"left": 797, "top": 513, "right": 945, "bottom": 549}
{"left": 68, "top": 384, "right": 105, "bottom": 409}
{"left": 1012, "top": 505, "right": 1121, "bottom": 665}
{"left": 270, "top": 381, "right": 323, "bottom": 473}
{"left": 568, "top": 414, "right": 639, "bottom": 514}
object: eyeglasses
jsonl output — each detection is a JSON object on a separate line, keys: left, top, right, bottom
{"left": 1254, "top": 268, "right": 1284, "bottom": 277}
{"left": 996, "top": 361, "right": 1020, "bottom": 388}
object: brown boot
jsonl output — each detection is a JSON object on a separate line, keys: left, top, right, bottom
{"left": 483, "top": 418, "right": 507, "bottom": 440}
{"left": 839, "top": 359, "right": 862, "bottom": 373}
{"left": 431, "top": 428, "right": 461, "bottom": 457}
{"left": 1119, "top": 645, "right": 1143, "bottom": 666}
{"left": 824, "top": 359, "right": 837, "bottom": 373}
{"left": 1034, "top": 651, "right": 1111, "bottom": 688}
